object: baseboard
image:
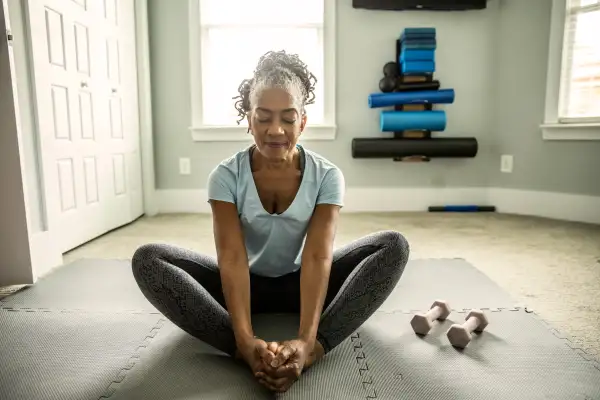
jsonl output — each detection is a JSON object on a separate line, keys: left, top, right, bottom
{"left": 341, "top": 187, "right": 489, "bottom": 212}
{"left": 155, "top": 187, "right": 490, "bottom": 214}
{"left": 155, "top": 187, "right": 600, "bottom": 224}
{"left": 156, "top": 189, "right": 212, "bottom": 213}
{"left": 489, "top": 188, "right": 600, "bottom": 225}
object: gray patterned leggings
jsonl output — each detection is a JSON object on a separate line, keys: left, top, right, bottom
{"left": 131, "top": 230, "right": 409, "bottom": 357}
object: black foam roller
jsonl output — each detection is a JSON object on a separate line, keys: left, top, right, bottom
{"left": 351, "top": 138, "right": 478, "bottom": 158}
{"left": 397, "top": 81, "right": 441, "bottom": 92}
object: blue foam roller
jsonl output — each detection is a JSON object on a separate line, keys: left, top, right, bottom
{"left": 402, "top": 61, "right": 436, "bottom": 73}
{"left": 400, "top": 49, "right": 435, "bottom": 62}
{"left": 380, "top": 111, "right": 446, "bottom": 132}
{"left": 404, "top": 27, "right": 436, "bottom": 35}
{"left": 368, "top": 89, "right": 455, "bottom": 108}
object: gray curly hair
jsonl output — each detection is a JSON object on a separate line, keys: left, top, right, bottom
{"left": 233, "top": 50, "right": 317, "bottom": 124}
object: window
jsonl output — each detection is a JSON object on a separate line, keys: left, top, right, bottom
{"left": 188, "top": 0, "right": 337, "bottom": 141}
{"left": 543, "top": 0, "right": 600, "bottom": 140}
{"left": 558, "top": 0, "right": 600, "bottom": 121}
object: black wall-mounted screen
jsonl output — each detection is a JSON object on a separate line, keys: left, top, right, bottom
{"left": 352, "top": 0, "right": 487, "bottom": 11}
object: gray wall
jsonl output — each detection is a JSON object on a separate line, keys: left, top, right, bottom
{"left": 149, "top": 0, "right": 600, "bottom": 195}
{"left": 489, "top": 0, "right": 600, "bottom": 196}
{"left": 149, "top": 0, "right": 498, "bottom": 190}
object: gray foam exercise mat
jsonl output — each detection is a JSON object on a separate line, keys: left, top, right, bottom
{"left": 0, "top": 258, "right": 157, "bottom": 312}
{"left": 1, "top": 257, "right": 598, "bottom": 399}
{"left": 94, "top": 311, "right": 600, "bottom": 400}
{"left": 1, "top": 309, "right": 598, "bottom": 400}
{"left": 378, "top": 258, "right": 518, "bottom": 312}
{"left": 0, "top": 309, "right": 163, "bottom": 400}
{"left": 104, "top": 314, "right": 364, "bottom": 400}
{"left": 357, "top": 309, "right": 600, "bottom": 399}
{"left": 0, "top": 258, "right": 517, "bottom": 312}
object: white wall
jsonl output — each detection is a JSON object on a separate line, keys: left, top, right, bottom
{"left": 8, "top": 0, "right": 45, "bottom": 234}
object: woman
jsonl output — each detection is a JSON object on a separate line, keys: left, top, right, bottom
{"left": 132, "top": 50, "right": 410, "bottom": 393}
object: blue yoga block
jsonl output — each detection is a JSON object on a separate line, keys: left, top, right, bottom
{"left": 400, "top": 38, "right": 437, "bottom": 45}
{"left": 400, "top": 49, "right": 435, "bottom": 62}
{"left": 400, "top": 32, "right": 436, "bottom": 41}
{"left": 403, "top": 27, "right": 436, "bottom": 35}
{"left": 402, "top": 61, "right": 436, "bottom": 74}
{"left": 401, "top": 43, "right": 437, "bottom": 50}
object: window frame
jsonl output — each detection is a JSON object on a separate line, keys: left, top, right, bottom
{"left": 542, "top": 0, "right": 600, "bottom": 140}
{"left": 187, "top": 0, "right": 337, "bottom": 142}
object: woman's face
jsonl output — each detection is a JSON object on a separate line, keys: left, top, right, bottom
{"left": 248, "top": 88, "right": 307, "bottom": 161}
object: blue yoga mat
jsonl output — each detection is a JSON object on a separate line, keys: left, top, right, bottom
{"left": 380, "top": 111, "right": 447, "bottom": 132}
{"left": 403, "top": 27, "right": 436, "bottom": 35}
{"left": 400, "top": 49, "right": 435, "bottom": 62}
{"left": 401, "top": 43, "right": 437, "bottom": 50}
{"left": 400, "top": 38, "right": 436, "bottom": 45}
{"left": 402, "top": 61, "right": 435, "bottom": 73}
{"left": 400, "top": 33, "right": 436, "bottom": 41}
{"left": 368, "top": 89, "right": 455, "bottom": 108}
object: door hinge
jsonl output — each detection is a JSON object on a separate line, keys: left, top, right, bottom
{"left": 6, "top": 29, "right": 13, "bottom": 42}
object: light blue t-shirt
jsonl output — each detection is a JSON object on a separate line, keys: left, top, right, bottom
{"left": 207, "top": 145, "right": 345, "bottom": 277}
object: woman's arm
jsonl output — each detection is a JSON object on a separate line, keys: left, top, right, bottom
{"left": 297, "top": 203, "right": 341, "bottom": 348}
{"left": 210, "top": 200, "right": 254, "bottom": 346}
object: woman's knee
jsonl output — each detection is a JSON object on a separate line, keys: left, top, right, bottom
{"left": 131, "top": 243, "right": 167, "bottom": 277}
{"left": 376, "top": 230, "right": 410, "bottom": 261}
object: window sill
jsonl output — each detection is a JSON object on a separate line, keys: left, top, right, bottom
{"left": 190, "top": 125, "right": 337, "bottom": 142}
{"left": 541, "top": 122, "right": 600, "bottom": 141}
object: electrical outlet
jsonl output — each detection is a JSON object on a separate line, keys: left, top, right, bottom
{"left": 179, "top": 158, "right": 191, "bottom": 175}
{"left": 500, "top": 155, "right": 513, "bottom": 173}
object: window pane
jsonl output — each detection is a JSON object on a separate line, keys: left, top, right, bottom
{"left": 200, "top": 0, "right": 324, "bottom": 25}
{"left": 560, "top": 9, "right": 600, "bottom": 119}
{"left": 201, "top": 27, "right": 324, "bottom": 126}
{"left": 568, "top": 0, "right": 599, "bottom": 10}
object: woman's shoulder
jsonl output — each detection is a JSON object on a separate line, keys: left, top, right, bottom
{"left": 301, "top": 146, "right": 345, "bottom": 205}
{"left": 302, "top": 146, "right": 343, "bottom": 179}
{"left": 208, "top": 147, "right": 251, "bottom": 185}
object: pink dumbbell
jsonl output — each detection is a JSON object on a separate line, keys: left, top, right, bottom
{"left": 410, "top": 300, "right": 451, "bottom": 335}
{"left": 446, "top": 309, "right": 489, "bottom": 348}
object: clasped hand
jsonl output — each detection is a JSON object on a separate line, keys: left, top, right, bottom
{"left": 238, "top": 337, "right": 311, "bottom": 393}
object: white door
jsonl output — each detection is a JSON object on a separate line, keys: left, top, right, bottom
{"left": 26, "top": 0, "right": 143, "bottom": 253}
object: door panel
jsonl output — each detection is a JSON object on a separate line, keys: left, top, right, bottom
{"left": 27, "top": 0, "right": 143, "bottom": 253}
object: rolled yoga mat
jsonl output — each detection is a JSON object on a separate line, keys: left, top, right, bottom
{"left": 369, "top": 89, "right": 454, "bottom": 108}
{"left": 428, "top": 205, "right": 496, "bottom": 212}
{"left": 381, "top": 111, "right": 447, "bottom": 131}
{"left": 352, "top": 138, "right": 478, "bottom": 159}
{"left": 397, "top": 81, "right": 441, "bottom": 92}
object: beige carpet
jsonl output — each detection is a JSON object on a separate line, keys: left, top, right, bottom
{"left": 8, "top": 212, "right": 600, "bottom": 359}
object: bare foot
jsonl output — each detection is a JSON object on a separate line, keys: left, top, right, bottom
{"left": 304, "top": 340, "right": 325, "bottom": 370}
